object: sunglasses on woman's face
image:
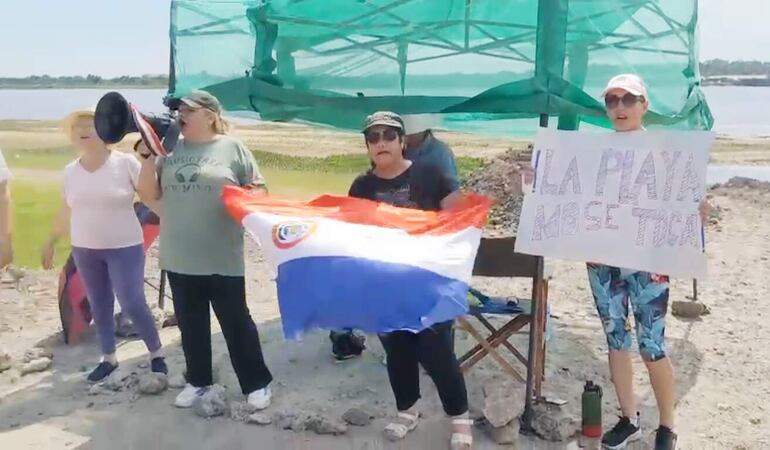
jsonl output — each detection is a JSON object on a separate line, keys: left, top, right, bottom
{"left": 605, "top": 93, "right": 644, "bottom": 109}
{"left": 365, "top": 128, "right": 400, "bottom": 144}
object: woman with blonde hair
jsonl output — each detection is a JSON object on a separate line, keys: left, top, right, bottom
{"left": 42, "top": 108, "right": 165, "bottom": 382}
{"left": 136, "top": 90, "right": 273, "bottom": 410}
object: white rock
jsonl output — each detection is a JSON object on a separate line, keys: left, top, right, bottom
{"left": 482, "top": 380, "right": 526, "bottom": 427}
{"left": 247, "top": 413, "right": 273, "bottom": 425}
{"left": 193, "top": 385, "right": 228, "bottom": 418}
{"left": 23, "top": 347, "right": 52, "bottom": 363}
{"left": 103, "top": 368, "right": 134, "bottom": 392}
{"left": 229, "top": 401, "right": 258, "bottom": 422}
{"left": 19, "top": 357, "right": 52, "bottom": 375}
{"left": 138, "top": 373, "right": 168, "bottom": 395}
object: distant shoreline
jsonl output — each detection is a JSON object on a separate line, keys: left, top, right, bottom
{"left": 1, "top": 79, "right": 768, "bottom": 90}
{"left": 0, "top": 84, "right": 166, "bottom": 90}
{"left": 702, "top": 78, "right": 770, "bottom": 87}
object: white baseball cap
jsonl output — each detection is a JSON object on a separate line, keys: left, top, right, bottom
{"left": 601, "top": 74, "right": 648, "bottom": 98}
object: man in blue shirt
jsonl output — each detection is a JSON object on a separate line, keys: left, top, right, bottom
{"left": 403, "top": 114, "right": 460, "bottom": 191}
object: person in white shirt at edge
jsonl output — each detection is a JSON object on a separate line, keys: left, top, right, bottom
{"left": 0, "top": 149, "right": 12, "bottom": 269}
{"left": 521, "top": 74, "right": 712, "bottom": 450}
{"left": 41, "top": 108, "right": 166, "bottom": 383}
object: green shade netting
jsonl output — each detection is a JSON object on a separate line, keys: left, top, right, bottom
{"left": 168, "top": 0, "right": 712, "bottom": 136}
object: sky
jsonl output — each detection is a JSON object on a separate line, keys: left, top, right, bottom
{"left": 0, "top": 0, "right": 768, "bottom": 77}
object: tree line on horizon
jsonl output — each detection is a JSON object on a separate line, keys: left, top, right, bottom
{"left": 700, "top": 59, "right": 770, "bottom": 78}
{"left": 1, "top": 60, "right": 768, "bottom": 88}
{"left": 0, "top": 74, "right": 168, "bottom": 88}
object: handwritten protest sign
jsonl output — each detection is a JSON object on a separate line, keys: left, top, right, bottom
{"left": 515, "top": 129, "right": 714, "bottom": 278}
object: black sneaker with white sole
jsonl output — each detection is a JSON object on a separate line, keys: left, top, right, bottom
{"left": 654, "top": 426, "right": 678, "bottom": 450}
{"left": 602, "top": 415, "right": 641, "bottom": 449}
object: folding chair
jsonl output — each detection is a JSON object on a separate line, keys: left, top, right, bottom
{"left": 456, "top": 236, "right": 551, "bottom": 421}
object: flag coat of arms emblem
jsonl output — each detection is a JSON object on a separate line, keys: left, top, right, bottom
{"left": 222, "top": 186, "right": 492, "bottom": 338}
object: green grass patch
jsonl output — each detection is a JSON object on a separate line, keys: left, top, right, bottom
{"left": 6, "top": 146, "right": 486, "bottom": 180}
{"left": 11, "top": 180, "right": 70, "bottom": 269}
{"left": 5, "top": 147, "right": 73, "bottom": 171}
{"left": 252, "top": 149, "right": 485, "bottom": 179}
{"left": 261, "top": 168, "right": 355, "bottom": 197}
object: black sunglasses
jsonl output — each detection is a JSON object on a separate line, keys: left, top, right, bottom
{"left": 605, "top": 93, "right": 644, "bottom": 109}
{"left": 365, "top": 128, "right": 400, "bottom": 144}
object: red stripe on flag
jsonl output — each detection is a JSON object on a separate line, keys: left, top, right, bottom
{"left": 221, "top": 186, "right": 492, "bottom": 236}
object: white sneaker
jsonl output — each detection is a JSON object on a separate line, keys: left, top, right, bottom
{"left": 247, "top": 387, "right": 272, "bottom": 410}
{"left": 175, "top": 384, "right": 207, "bottom": 408}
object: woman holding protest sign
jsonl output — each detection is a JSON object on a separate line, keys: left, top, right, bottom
{"left": 136, "top": 91, "right": 274, "bottom": 411}
{"left": 589, "top": 75, "right": 711, "bottom": 450}
{"left": 348, "top": 111, "right": 472, "bottom": 449}
{"left": 517, "top": 74, "right": 711, "bottom": 449}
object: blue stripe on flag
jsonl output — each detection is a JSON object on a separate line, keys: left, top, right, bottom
{"left": 276, "top": 256, "right": 469, "bottom": 338}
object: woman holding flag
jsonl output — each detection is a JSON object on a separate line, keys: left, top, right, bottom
{"left": 350, "top": 111, "right": 473, "bottom": 449}
{"left": 136, "top": 91, "right": 274, "bottom": 411}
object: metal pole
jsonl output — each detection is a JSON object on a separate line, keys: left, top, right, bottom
{"left": 464, "top": 0, "right": 472, "bottom": 50}
{"left": 168, "top": 1, "right": 178, "bottom": 96}
{"left": 692, "top": 279, "right": 698, "bottom": 302}
{"left": 522, "top": 113, "right": 550, "bottom": 432}
{"left": 158, "top": 270, "right": 167, "bottom": 310}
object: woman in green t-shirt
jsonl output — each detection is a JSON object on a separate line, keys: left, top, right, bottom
{"left": 137, "top": 91, "right": 273, "bottom": 411}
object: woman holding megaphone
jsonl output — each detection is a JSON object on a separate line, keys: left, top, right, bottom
{"left": 42, "top": 108, "right": 166, "bottom": 383}
{"left": 136, "top": 91, "right": 274, "bottom": 410}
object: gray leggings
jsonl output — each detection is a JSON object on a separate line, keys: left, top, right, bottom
{"left": 72, "top": 245, "right": 161, "bottom": 356}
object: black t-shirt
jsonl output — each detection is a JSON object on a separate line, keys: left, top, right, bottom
{"left": 348, "top": 162, "right": 454, "bottom": 211}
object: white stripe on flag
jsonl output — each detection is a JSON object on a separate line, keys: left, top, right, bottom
{"left": 243, "top": 212, "right": 482, "bottom": 283}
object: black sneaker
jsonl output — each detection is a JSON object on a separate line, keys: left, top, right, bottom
{"left": 87, "top": 361, "right": 118, "bottom": 383}
{"left": 151, "top": 357, "right": 168, "bottom": 375}
{"left": 602, "top": 415, "right": 641, "bottom": 449}
{"left": 330, "top": 330, "right": 366, "bottom": 361}
{"left": 654, "top": 426, "right": 678, "bottom": 450}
